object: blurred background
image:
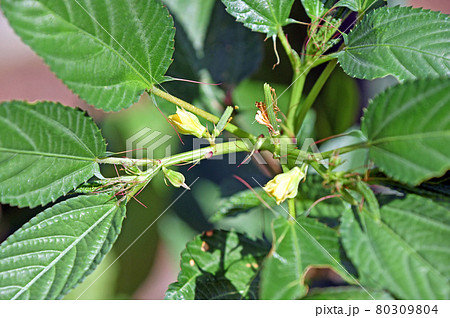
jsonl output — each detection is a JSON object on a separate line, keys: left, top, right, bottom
{"left": 0, "top": 0, "right": 448, "bottom": 299}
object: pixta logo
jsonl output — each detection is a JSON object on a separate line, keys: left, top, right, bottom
{"left": 126, "top": 127, "right": 323, "bottom": 165}
{"left": 126, "top": 128, "right": 172, "bottom": 159}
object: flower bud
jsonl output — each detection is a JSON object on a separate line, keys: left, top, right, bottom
{"left": 168, "top": 107, "right": 207, "bottom": 138}
{"left": 263, "top": 166, "right": 306, "bottom": 205}
{"left": 163, "top": 167, "right": 190, "bottom": 190}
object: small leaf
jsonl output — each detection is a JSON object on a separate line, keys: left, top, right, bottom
{"left": 303, "top": 286, "right": 393, "bottom": 300}
{"left": 0, "top": 194, "right": 126, "bottom": 300}
{"left": 300, "top": 0, "right": 333, "bottom": 20}
{"left": 0, "top": 101, "right": 106, "bottom": 208}
{"left": 1, "top": 0, "right": 175, "bottom": 111}
{"left": 260, "top": 216, "right": 352, "bottom": 299}
{"left": 341, "top": 195, "right": 450, "bottom": 299}
{"left": 337, "top": 6, "right": 450, "bottom": 80}
{"left": 335, "top": 0, "right": 381, "bottom": 13}
{"left": 165, "top": 230, "right": 269, "bottom": 300}
{"left": 221, "top": 0, "right": 295, "bottom": 36}
{"left": 362, "top": 78, "right": 450, "bottom": 185}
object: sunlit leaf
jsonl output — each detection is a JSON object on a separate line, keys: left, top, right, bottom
{"left": 0, "top": 194, "right": 126, "bottom": 300}
{"left": 337, "top": 6, "right": 450, "bottom": 80}
{"left": 0, "top": 101, "right": 106, "bottom": 208}
{"left": 341, "top": 195, "right": 450, "bottom": 299}
{"left": 221, "top": 0, "right": 295, "bottom": 36}
{"left": 1, "top": 0, "right": 175, "bottom": 110}
{"left": 335, "top": 0, "right": 381, "bottom": 13}
{"left": 260, "top": 216, "right": 352, "bottom": 299}
{"left": 362, "top": 78, "right": 450, "bottom": 185}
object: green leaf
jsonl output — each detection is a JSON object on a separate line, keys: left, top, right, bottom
{"left": 337, "top": 6, "right": 450, "bottom": 80}
{"left": 205, "top": 2, "right": 264, "bottom": 86}
{"left": 341, "top": 194, "right": 450, "bottom": 299}
{"left": 260, "top": 216, "right": 352, "bottom": 299}
{"left": 362, "top": 78, "right": 450, "bottom": 185}
{"left": 0, "top": 194, "right": 126, "bottom": 300}
{"left": 335, "top": 0, "right": 380, "bottom": 13}
{"left": 303, "top": 286, "right": 393, "bottom": 300}
{"left": 1, "top": 0, "right": 175, "bottom": 111}
{"left": 211, "top": 188, "right": 275, "bottom": 222}
{"left": 164, "top": 0, "right": 215, "bottom": 54}
{"left": 0, "top": 101, "right": 106, "bottom": 208}
{"left": 165, "top": 230, "right": 269, "bottom": 300}
{"left": 300, "top": 0, "right": 333, "bottom": 20}
{"left": 221, "top": 0, "right": 295, "bottom": 36}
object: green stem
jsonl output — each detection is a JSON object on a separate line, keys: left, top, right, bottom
{"left": 320, "top": 142, "right": 369, "bottom": 159}
{"left": 310, "top": 55, "right": 337, "bottom": 69}
{"left": 102, "top": 141, "right": 255, "bottom": 203}
{"left": 294, "top": 59, "right": 337, "bottom": 133}
{"left": 288, "top": 197, "right": 296, "bottom": 219}
{"left": 160, "top": 140, "right": 251, "bottom": 167}
{"left": 277, "top": 27, "right": 307, "bottom": 134}
{"left": 149, "top": 86, "right": 255, "bottom": 141}
{"left": 277, "top": 27, "right": 300, "bottom": 70}
{"left": 286, "top": 70, "right": 307, "bottom": 132}
{"left": 99, "top": 141, "right": 255, "bottom": 168}
{"left": 308, "top": 160, "right": 328, "bottom": 179}
{"left": 122, "top": 169, "right": 160, "bottom": 204}
{"left": 97, "top": 157, "right": 156, "bottom": 166}
{"left": 98, "top": 139, "right": 365, "bottom": 169}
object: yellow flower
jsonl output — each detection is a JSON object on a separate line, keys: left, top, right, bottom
{"left": 168, "top": 107, "right": 207, "bottom": 138}
{"left": 263, "top": 166, "right": 306, "bottom": 205}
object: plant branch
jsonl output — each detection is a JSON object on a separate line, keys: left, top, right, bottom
{"left": 286, "top": 70, "right": 307, "bottom": 132}
{"left": 97, "top": 157, "right": 157, "bottom": 166}
{"left": 160, "top": 140, "right": 251, "bottom": 167}
{"left": 294, "top": 59, "right": 337, "bottom": 133}
{"left": 277, "top": 26, "right": 301, "bottom": 70}
{"left": 99, "top": 141, "right": 255, "bottom": 169}
{"left": 277, "top": 27, "right": 309, "bottom": 134}
{"left": 149, "top": 86, "right": 255, "bottom": 141}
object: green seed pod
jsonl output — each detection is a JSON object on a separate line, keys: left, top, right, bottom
{"left": 162, "top": 167, "right": 190, "bottom": 190}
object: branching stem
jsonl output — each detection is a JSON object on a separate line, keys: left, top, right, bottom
{"left": 294, "top": 59, "right": 337, "bottom": 133}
